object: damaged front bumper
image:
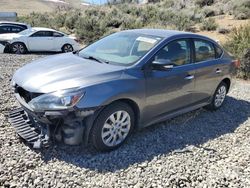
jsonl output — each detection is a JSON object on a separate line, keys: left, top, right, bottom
{"left": 8, "top": 106, "right": 97, "bottom": 149}
{"left": 8, "top": 108, "right": 50, "bottom": 148}
{"left": 9, "top": 84, "right": 100, "bottom": 149}
{"left": 9, "top": 87, "right": 99, "bottom": 149}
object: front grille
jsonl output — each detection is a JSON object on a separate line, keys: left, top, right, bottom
{"left": 14, "top": 85, "right": 43, "bottom": 103}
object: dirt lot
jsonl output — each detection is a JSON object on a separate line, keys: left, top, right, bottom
{"left": 0, "top": 54, "right": 250, "bottom": 188}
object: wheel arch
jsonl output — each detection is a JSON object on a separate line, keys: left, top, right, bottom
{"left": 61, "top": 43, "right": 73, "bottom": 52}
{"left": 109, "top": 98, "right": 140, "bottom": 128}
{"left": 84, "top": 98, "right": 141, "bottom": 145}
{"left": 221, "top": 77, "right": 231, "bottom": 93}
{"left": 11, "top": 41, "right": 28, "bottom": 53}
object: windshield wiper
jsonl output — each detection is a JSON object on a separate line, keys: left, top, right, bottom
{"left": 82, "top": 55, "right": 109, "bottom": 64}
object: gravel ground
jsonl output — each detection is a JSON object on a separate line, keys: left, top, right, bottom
{"left": 0, "top": 54, "right": 250, "bottom": 188}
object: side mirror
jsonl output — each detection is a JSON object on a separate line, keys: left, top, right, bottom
{"left": 152, "top": 59, "right": 174, "bottom": 71}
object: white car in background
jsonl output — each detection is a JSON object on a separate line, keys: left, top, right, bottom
{"left": 0, "top": 43, "right": 5, "bottom": 53}
{"left": 0, "top": 27, "right": 81, "bottom": 54}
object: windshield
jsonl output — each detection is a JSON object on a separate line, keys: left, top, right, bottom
{"left": 18, "top": 29, "right": 34, "bottom": 35}
{"left": 79, "top": 32, "right": 162, "bottom": 66}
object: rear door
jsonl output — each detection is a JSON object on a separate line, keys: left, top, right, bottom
{"left": 192, "top": 39, "right": 224, "bottom": 103}
{"left": 51, "top": 31, "right": 65, "bottom": 51}
{"left": 144, "top": 39, "right": 196, "bottom": 123}
{"left": 28, "top": 31, "right": 54, "bottom": 51}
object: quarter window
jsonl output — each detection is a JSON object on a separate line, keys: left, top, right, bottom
{"left": 154, "top": 39, "right": 191, "bottom": 66}
{"left": 215, "top": 45, "right": 223, "bottom": 58}
{"left": 194, "top": 40, "right": 215, "bottom": 62}
{"left": 53, "top": 32, "right": 64, "bottom": 37}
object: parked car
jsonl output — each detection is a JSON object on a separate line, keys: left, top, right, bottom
{"left": 0, "top": 21, "right": 30, "bottom": 34}
{"left": 0, "top": 27, "right": 80, "bottom": 54}
{"left": 9, "top": 29, "right": 239, "bottom": 151}
{"left": 0, "top": 42, "right": 5, "bottom": 53}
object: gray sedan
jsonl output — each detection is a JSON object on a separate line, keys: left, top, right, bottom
{"left": 9, "top": 29, "right": 239, "bottom": 151}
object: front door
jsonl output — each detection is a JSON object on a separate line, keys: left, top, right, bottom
{"left": 28, "top": 31, "right": 54, "bottom": 51}
{"left": 144, "top": 39, "right": 195, "bottom": 123}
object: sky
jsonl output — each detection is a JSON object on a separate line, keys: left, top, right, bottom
{"left": 83, "top": 0, "right": 107, "bottom": 5}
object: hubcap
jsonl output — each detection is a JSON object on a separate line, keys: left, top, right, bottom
{"left": 214, "top": 85, "right": 226, "bottom": 107}
{"left": 63, "top": 45, "right": 73, "bottom": 52}
{"left": 101, "top": 110, "right": 131, "bottom": 147}
{"left": 12, "top": 44, "right": 25, "bottom": 54}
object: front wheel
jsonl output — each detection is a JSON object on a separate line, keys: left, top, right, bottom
{"left": 90, "top": 102, "right": 135, "bottom": 152}
{"left": 62, "top": 44, "right": 73, "bottom": 53}
{"left": 205, "top": 82, "right": 228, "bottom": 110}
{"left": 11, "top": 42, "right": 27, "bottom": 54}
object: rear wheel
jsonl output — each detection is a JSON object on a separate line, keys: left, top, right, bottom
{"left": 62, "top": 44, "right": 73, "bottom": 53}
{"left": 205, "top": 82, "right": 228, "bottom": 110}
{"left": 11, "top": 42, "right": 27, "bottom": 54}
{"left": 90, "top": 102, "right": 135, "bottom": 152}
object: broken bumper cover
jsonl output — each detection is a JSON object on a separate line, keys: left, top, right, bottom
{"left": 8, "top": 108, "right": 50, "bottom": 148}
{"left": 9, "top": 105, "right": 98, "bottom": 148}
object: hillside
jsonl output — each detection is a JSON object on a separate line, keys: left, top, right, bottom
{"left": 0, "top": 0, "right": 84, "bottom": 15}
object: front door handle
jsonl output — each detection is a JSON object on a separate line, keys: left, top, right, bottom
{"left": 216, "top": 69, "right": 222, "bottom": 74}
{"left": 185, "top": 75, "right": 194, "bottom": 80}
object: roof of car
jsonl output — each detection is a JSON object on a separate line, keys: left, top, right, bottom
{"left": 32, "top": 27, "right": 57, "bottom": 32}
{"left": 125, "top": 29, "right": 216, "bottom": 42}
{"left": 0, "top": 21, "right": 29, "bottom": 26}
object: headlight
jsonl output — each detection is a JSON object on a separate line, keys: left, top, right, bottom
{"left": 28, "top": 88, "right": 85, "bottom": 111}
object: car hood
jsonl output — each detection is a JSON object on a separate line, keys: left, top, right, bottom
{"left": 13, "top": 53, "right": 125, "bottom": 93}
{"left": 0, "top": 33, "right": 21, "bottom": 41}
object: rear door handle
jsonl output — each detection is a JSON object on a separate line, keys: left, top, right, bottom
{"left": 185, "top": 75, "right": 194, "bottom": 80}
{"left": 216, "top": 69, "right": 222, "bottom": 74}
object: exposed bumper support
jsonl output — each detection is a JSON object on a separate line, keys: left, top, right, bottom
{"left": 8, "top": 108, "right": 50, "bottom": 148}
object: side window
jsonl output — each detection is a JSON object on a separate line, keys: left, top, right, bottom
{"left": 10, "top": 26, "right": 23, "bottom": 33}
{"left": 31, "top": 31, "right": 53, "bottom": 37}
{"left": 154, "top": 39, "right": 191, "bottom": 66}
{"left": 53, "top": 32, "right": 64, "bottom": 37}
{"left": 1, "top": 26, "right": 11, "bottom": 32}
{"left": 0, "top": 26, "right": 4, "bottom": 33}
{"left": 194, "top": 40, "right": 215, "bottom": 62}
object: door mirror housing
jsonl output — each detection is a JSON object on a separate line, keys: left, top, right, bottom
{"left": 152, "top": 59, "right": 174, "bottom": 71}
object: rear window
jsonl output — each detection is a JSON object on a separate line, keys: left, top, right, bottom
{"left": 194, "top": 39, "right": 215, "bottom": 62}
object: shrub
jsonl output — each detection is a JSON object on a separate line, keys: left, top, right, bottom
{"left": 120, "top": 16, "right": 143, "bottom": 30}
{"left": 76, "top": 16, "right": 107, "bottom": 44}
{"left": 238, "top": 49, "right": 250, "bottom": 79}
{"left": 200, "top": 18, "right": 218, "bottom": 31}
{"left": 232, "top": 0, "right": 250, "bottom": 20}
{"left": 203, "top": 7, "right": 216, "bottom": 17}
{"left": 65, "top": 11, "right": 81, "bottom": 30}
{"left": 217, "top": 27, "right": 230, "bottom": 34}
{"left": 172, "top": 14, "right": 195, "bottom": 31}
{"left": 195, "top": 0, "right": 214, "bottom": 7}
{"left": 224, "top": 24, "right": 250, "bottom": 79}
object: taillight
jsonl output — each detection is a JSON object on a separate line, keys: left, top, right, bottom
{"left": 233, "top": 59, "right": 240, "bottom": 68}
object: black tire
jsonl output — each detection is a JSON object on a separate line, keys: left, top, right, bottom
{"left": 90, "top": 102, "right": 135, "bottom": 152}
{"left": 205, "top": 81, "right": 228, "bottom": 111}
{"left": 62, "top": 44, "right": 73, "bottom": 53}
{"left": 11, "top": 42, "right": 27, "bottom": 54}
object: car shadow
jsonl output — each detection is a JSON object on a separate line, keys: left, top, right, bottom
{"left": 39, "top": 96, "right": 250, "bottom": 172}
